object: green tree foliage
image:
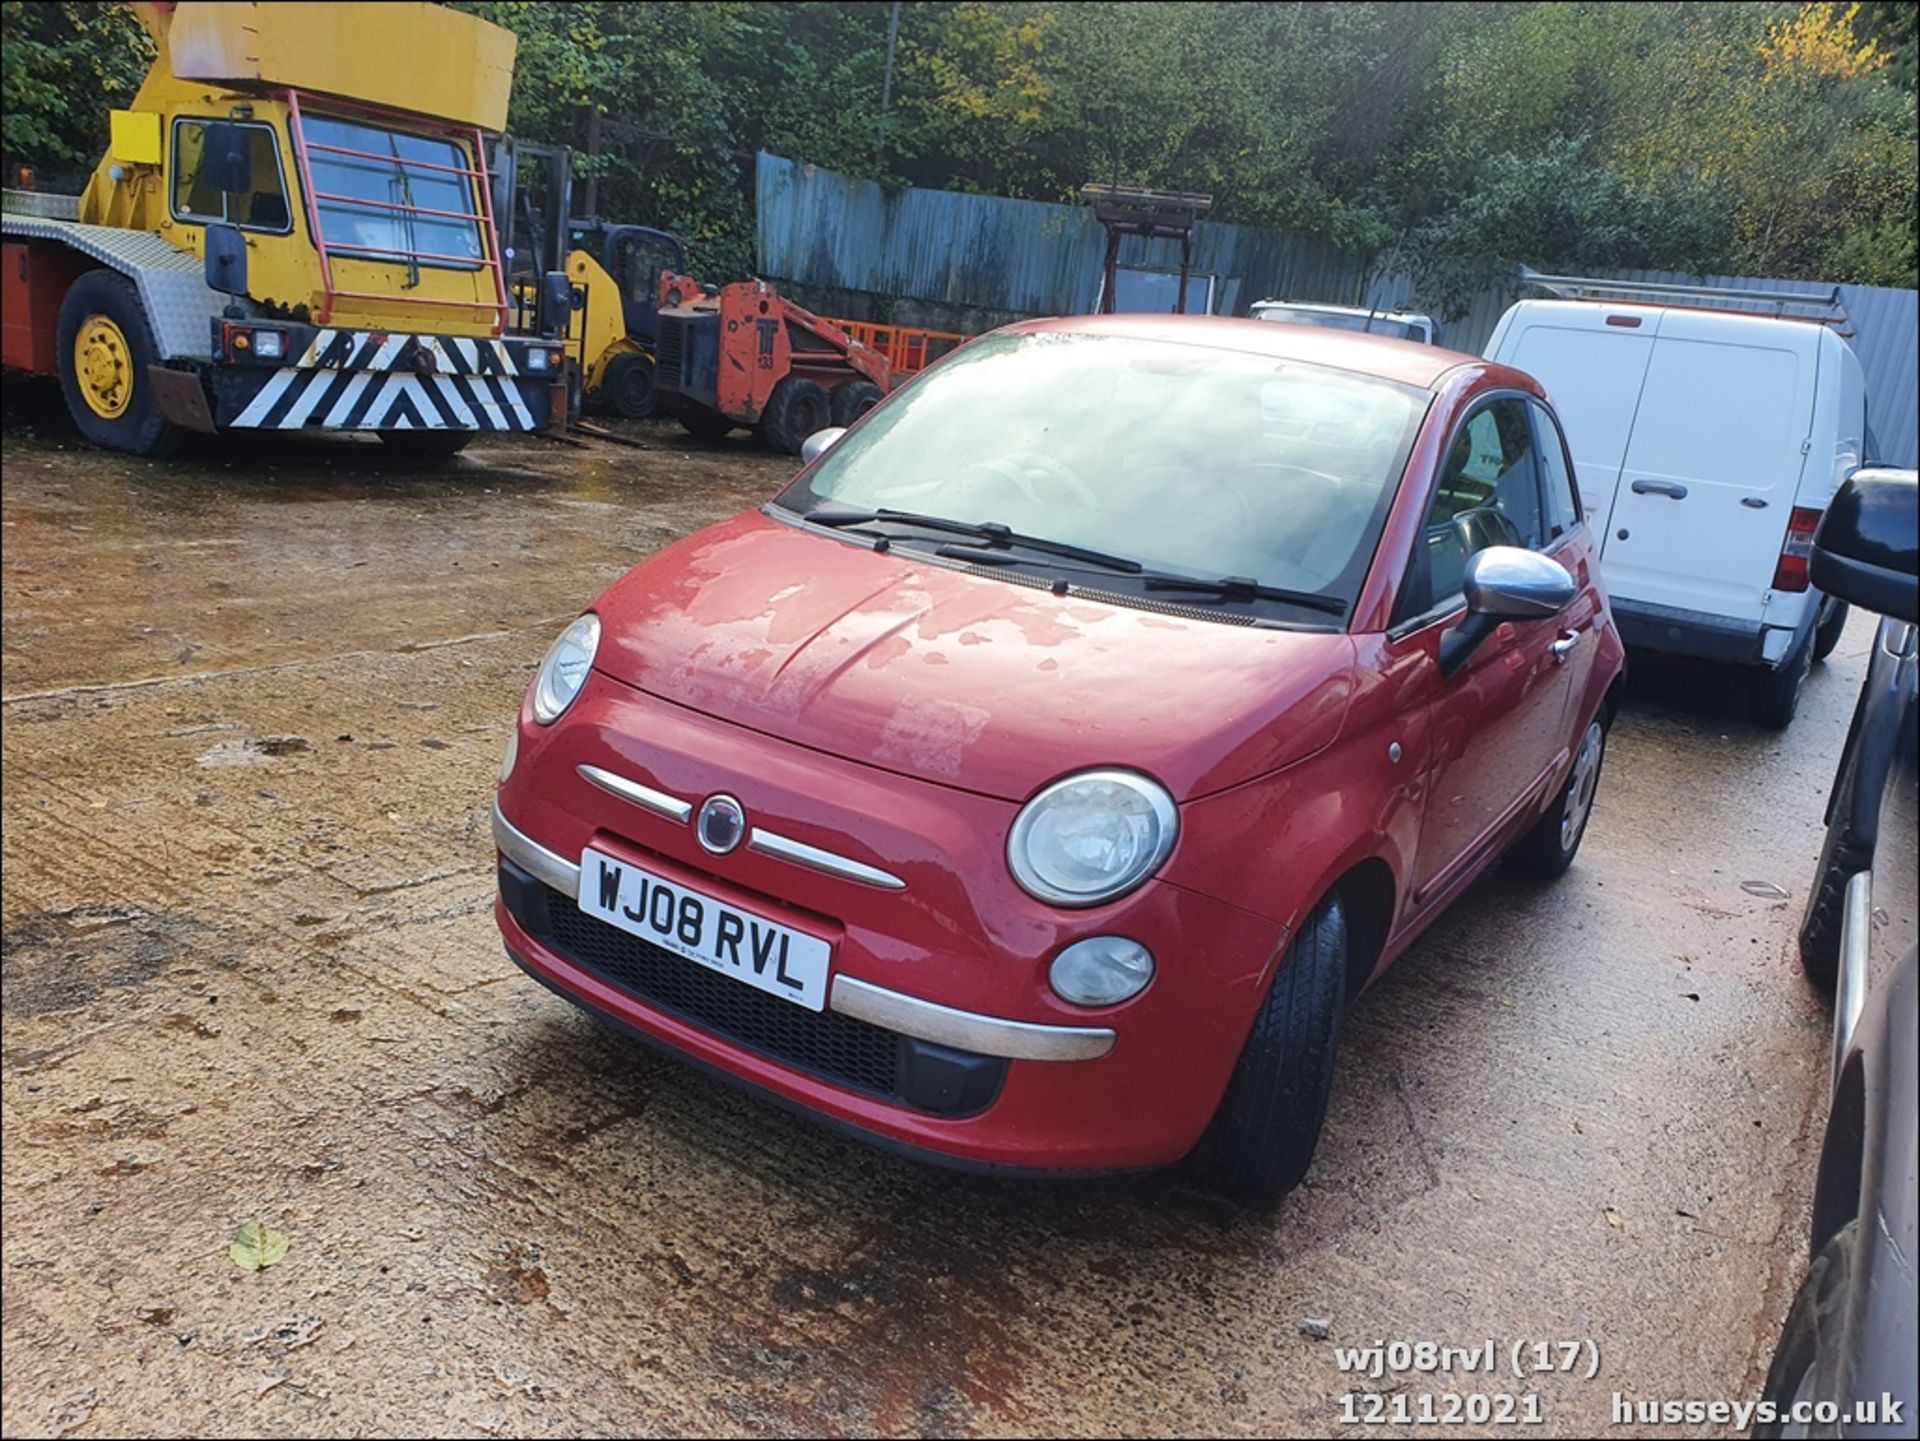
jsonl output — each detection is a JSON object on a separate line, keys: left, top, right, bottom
{"left": 3, "top": 1, "right": 1912, "bottom": 302}
{"left": 0, "top": 0, "right": 151, "bottom": 175}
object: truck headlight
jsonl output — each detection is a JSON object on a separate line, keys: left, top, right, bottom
{"left": 252, "top": 328, "right": 286, "bottom": 359}
{"left": 531, "top": 613, "right": 599, "bottom": 724}
{"left": 525, "top": 347, "right": 550, "bottom": 372}
{"left": 1007, "top": 769, "right": 1177, "bottom": 907}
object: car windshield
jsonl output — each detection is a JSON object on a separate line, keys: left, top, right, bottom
{"left": 1255, "top": 306, "right": 1425, "bottom": 342}
{"left": 775, "top": 332, "right": 1428, "bottom": 621}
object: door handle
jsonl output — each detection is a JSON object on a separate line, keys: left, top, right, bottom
{"left": 1630, "top": 479, "right": 1688, "bottom": 499}
{"left": 1550, "top": 631, "right": 1582, "bottom": 662}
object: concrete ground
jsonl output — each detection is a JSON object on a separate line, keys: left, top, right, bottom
{"left": 1, "top": 389, "right": 1861, "bottom": 1437}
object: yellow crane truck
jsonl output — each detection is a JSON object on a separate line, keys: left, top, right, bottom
{"left": 0, "top": 0, "right": 573, "bottom": 457}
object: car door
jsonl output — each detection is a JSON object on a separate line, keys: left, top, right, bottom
{"left": 1388, "top": 394, "right": 1576, "bottom": 904}
{"left": 1532, "top": 398, "right": 1606, "bottom": 737}
{"left": 1604, "top": 312, "right": 1819, "bottom": 623}
{"left": 1500, "top": 304, "right": 1656, "bottom": 541}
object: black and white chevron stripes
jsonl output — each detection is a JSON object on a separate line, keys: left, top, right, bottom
{"left": 230, "top": 329, "right": 539, "bottom": 432}
{"left": 294, "top": 329, "right": 519, "bottom": 376}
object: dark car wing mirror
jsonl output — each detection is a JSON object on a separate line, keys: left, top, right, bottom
{"left": 1811, "top": 469, "right": 1918, "bottom": 623}
{"left": 1439, "top": 546, "right": 1577, "bottom": 678}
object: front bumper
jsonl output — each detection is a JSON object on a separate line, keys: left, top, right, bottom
{"left": 207, "top": 326, "right": 557, "bottom": 433}
{"left": 495, "top": 803, "right": 1113, "bottom": 1066}
{"left": 490, "top": 671, "right": 1286, "bottom": 1172}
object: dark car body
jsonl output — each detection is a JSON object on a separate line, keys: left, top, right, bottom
{"left": 1760, "top": 469, "right": 1919, "bottom": 1437}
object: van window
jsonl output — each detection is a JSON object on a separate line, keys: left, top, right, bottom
{"left": 170, "top": 119, "right": 291, "bottom": 232}
{"left": 1531, "top": 400, "right": 1581, "bottom": 538}
{"left": 1401, "top": 397, "right": 1545, "bottom": 618}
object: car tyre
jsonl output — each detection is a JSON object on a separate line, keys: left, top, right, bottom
{"left": 830, "top": 379, "right": 883, "bottom": 428}
{"left": 759, "top": 377, "right": 831, "bottom": 455}
{"left": 375, "top": 429, "right": 473, "bottom": 459}
{"left": 1187, "top": 895, "right": 1348, "bottom": 1210}
{"left": 56, "top": 269, "right": 185, "bottom": 457}
{"left": 1811, "top": 596, "right": 1849, "bottom": 663}
{"left": 603, "top": 353, "right": 656, "bottom": 419}
{"left": 1797, "top": 743, "right": 1869, "bottom": 991}
{"left": 1749, "top": 628, "right": 1813, "bottom": 729}
{"left": 1505, "top": 711, "right": 1608, "bottom": 881}
{"left": 1754, "top": 1221, "right": 1855, "bottom": 1439}
{"left": 678, "top": 405, "right": 736, "bottom": 442}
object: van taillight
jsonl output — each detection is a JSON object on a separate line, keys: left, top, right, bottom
{"left": 1772, "top": 506, "right": 1821, "bottom": 592}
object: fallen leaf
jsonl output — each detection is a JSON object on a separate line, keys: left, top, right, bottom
{"left": 230, "top": 1221, "right": 290, "bottom": 1272}
{"left": 1740, "top": 880, "right": 1790, "bottom": 900}
{"left": 1604, "top": 1207, "right": 1625, "bottom": 1230}
{"left": 1299, "top": 1316, "right": 1332, "bottom": 1340}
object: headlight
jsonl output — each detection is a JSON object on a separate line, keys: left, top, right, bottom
{"left": 1050, "top": 936, "right": 1155, "bottom": 1006}
{"left": 525, "top": 347, "right": 550, "bottom": 372}
{"left": 531, "top": 613, "right": 599, "bottom": 724}
{"left": 1007, "top": 769, "right": 1178, "bottom": 906}
{"left": 253, "top": 328, "right": 285, "bottom": 359}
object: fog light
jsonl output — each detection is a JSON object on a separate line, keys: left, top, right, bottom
{"left": 253, "top": 328, "right": 285, "bottom": 359}
{"left": 1049, "top": 936, "right": 1154, "bottom": 1007}
{"left": 499, "top": 725, "right": 519, "bottom": 783}
{"left": 525, "top": 348, "right": 549, "bottom": 372}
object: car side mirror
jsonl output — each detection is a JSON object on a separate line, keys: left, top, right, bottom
{"left": 1438, "top": 546, "right": 1576, "bottom": 678}
{"left": 537, "top": 270, "right": 577, "bottom": 340}
{"left": 1811, "top": 469, "right": 1918, "bottom": 623}
{"left": 801, "top": 427, "right": 847, "bottom": 465}
{"left": 203, "top": 222, "right": 248, "bottom": 298}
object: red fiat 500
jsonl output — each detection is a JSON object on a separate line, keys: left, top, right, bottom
{"left": 493, "top": 315, "right": 1625, "bottom": 1206}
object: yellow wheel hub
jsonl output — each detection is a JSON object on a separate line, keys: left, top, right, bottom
{"left": 74, "top": 315, "right": 134, "bottom": 420}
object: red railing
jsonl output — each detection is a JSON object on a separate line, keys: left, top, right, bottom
{"left": 284, "top": 88, "right": 508, "bottom": 334}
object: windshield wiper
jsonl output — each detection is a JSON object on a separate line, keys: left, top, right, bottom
{"left": 1142, "top": 573, "right": 1348, "bottom": 616}
{"left": 929, "top": 543, "right": 1347, "bottom": 619}
{"left": 805, "top": 506, "right": 1142, "bottom": 574}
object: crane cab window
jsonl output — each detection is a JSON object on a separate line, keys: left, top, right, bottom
{"left": 302, "top": 114, "right": 485, "bottom": 269}
{"left": 171, "top": 119, "right": 292, "bottom": 233}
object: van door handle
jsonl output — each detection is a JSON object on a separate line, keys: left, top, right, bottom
{"left": 1630, "top": 479, "right": 1688, "bottom": 499}
{"left": 1550, "top": 631, "right": 1581, "bottom": 662}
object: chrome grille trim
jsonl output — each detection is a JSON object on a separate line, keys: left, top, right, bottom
{"left": 748, "top": 828, "right": 906, "bottom": 891}
{"left": 577, "top": 764, "right": 693, "bottom": 824}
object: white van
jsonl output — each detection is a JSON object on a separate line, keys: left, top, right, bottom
{"left": 1485, "top": 287, "right": 1868, "bottom": 727}
{"left": 1251, "top": 300, "right": 1440, "bottom": 345}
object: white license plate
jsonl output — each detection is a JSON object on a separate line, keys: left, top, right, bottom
{"left": 578, "top": 847, "right": 832, "bottom": 1012}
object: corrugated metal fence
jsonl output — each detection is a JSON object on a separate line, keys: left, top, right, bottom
{"left": 756, "top": 152, "right": 1369, "bottom": 323}
{"left": 758, "top": 153, "right": 1918, "bottom": 466}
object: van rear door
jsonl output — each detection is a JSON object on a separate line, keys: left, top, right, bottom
{"left": 1605, "top": 312, "right": 1818, "bottom": 624}
{"left": 1497, "top": 304, "right": 1656, "bottom": 541}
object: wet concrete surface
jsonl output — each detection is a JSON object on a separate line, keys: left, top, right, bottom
{"left": 1, "top": 385, "right": 1860, "bottom": 1436}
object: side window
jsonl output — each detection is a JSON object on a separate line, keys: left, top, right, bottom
{"left": 1531, "top": 400, "right": 1581, "bottom": 540}
{"left": 171, "top": 119, "right": 291, "bottom": 232}
{"left": 1401, "top": 397, "right": 1546, "bottom": 620}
